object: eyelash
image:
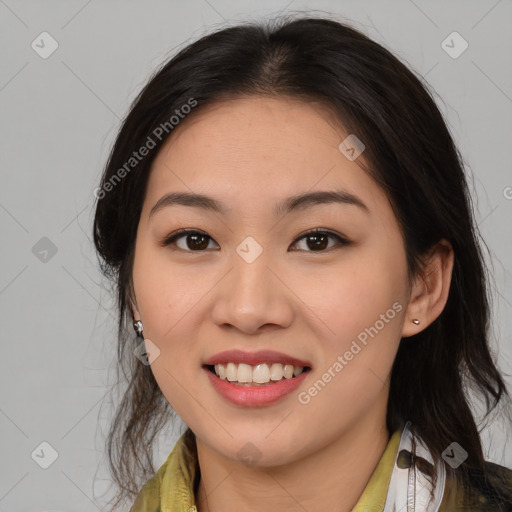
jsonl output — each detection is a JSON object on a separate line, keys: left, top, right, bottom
{"left": 160, "top": 228, "right": 351, "bottom": 253}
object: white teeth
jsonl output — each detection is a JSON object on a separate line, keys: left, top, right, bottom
{"left": 252, "top": 364, "right": 271, "bottom": 383}
{"left": 293, "top": 365, "right": 303, "bottom": 377}
{"left": 216, "top": 363, "right": 226, "bottom": 379}
{"left": 269, "top": 363, "right": 283, "bottom": 381}
{"left": 226, "top": 362, "right": 238, "bottom": 382}
{"left": 213, "top": 362, "right": 306, "bottom": 384}
{"left": 283, "top": 364, "right": 294, "bottom": 379}
{"left": 237, "top": 363, "right": 253, "bottom": 383}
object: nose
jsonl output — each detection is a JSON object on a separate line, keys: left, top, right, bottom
{"left": 210, "top": 247, "right": 294, "bottom": 334}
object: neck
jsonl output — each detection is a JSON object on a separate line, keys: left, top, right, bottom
{"left": 194, "top": 414, "right": 390, "bottom": 512}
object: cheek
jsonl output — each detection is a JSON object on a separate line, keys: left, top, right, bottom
{"left": 300, "top": 237, "right": 407, "bottom": 383}
{"left": 149, "top": 362, "right": 213, "bottom": 438}
{"left": 297, "top": 289, "right": 404, "bottom": 432}
{"left": 132, "top": 241, "right": 205, "bottom": 330}
{"left": 314, "top": 288, "right": 403, "bottom": 396}
{"left": 299, "top": 246, "right": 407, "bottom": 341}
{"left": 131, "top": 243, "right": 210, "bottom": 417}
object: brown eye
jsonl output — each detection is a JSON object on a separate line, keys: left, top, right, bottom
{"left": 162, "top": 230, "right": 219, "bottom": 251}
{"left": 290, "top": 229, "right": 350, "bottom": 252}
{"left": 161, "top": 228, "right": 350, "bottom": 253}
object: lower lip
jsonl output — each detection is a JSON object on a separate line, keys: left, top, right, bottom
{"left": 204, "top": 367, "right": 310, "bottom": 407}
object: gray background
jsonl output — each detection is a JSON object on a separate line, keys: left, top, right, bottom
{"left": 1, "top": 0, "right": 511, "bottom": 510}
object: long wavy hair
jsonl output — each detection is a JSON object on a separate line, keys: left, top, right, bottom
{"left": 92, "top": 14, "right": 512, "bottom": 511}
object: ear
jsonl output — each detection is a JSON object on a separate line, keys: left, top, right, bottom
{"left": 401, "top": 239, "right": 454, "bottom": 338}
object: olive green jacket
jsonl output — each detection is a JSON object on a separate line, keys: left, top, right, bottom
{"left": 130, "top": 421, "right": 512, "bottom": 511}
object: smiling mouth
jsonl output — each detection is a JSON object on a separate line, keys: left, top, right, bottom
{"left": 204, "top": 363, "right": 312, "bottom": 386}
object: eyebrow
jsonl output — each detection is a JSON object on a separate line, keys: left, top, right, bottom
{"left": 149, "top": 189, "right": 370, "bottom": 219}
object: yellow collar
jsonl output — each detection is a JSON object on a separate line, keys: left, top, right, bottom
{"left": 131, "top": 427, "right": 402, "bottom": 511}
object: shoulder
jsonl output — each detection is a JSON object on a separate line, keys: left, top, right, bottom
{"left": 129, "top": 437, "right": 184, "bottom": 512}
{"left": 129, "top": 429, "right": 198, "bottom": 512}
{"left": 129, "top": 462, "right": 166, "bottom": 512}
{"left": 440, "top": 461, "right": 512, "bottom": 511}
{"left": 480, "top": 461, "right": 512, "bottom": 507}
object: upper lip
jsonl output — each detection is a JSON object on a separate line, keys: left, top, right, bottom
{"left": 203, "top": 349, "right": 312, "bottom": 368}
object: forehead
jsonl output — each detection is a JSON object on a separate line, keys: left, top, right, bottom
{"left": 144, "top": 96, "right": 387, "bottom": 216}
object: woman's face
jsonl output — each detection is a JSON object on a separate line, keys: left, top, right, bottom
{"left": 131, "top": 96, "right": 413, "bottom": 465}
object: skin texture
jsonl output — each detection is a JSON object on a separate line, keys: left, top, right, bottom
{"left": 130, "top": 96, "right": 454, "bottom": 512}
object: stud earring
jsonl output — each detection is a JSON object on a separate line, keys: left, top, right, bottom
{"left": 412, "top": 319, "right": 420, "bottom": 325}
{"left": 133, "top": 320, "right": 144, "bottom": 338}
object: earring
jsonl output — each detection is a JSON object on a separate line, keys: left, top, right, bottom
{"left": 412, "top": 319, "right": 420, "bottom": 325}
{"left": 133, "top": 320, "right": 144, "bottom": 338}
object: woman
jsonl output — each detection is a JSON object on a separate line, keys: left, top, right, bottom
{"left": 93, "top": 15, "right": 512, "bottom": 512}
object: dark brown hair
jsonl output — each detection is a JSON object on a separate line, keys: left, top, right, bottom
{"left": 92, "top": 14, "right": 512, "bottom": 511}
